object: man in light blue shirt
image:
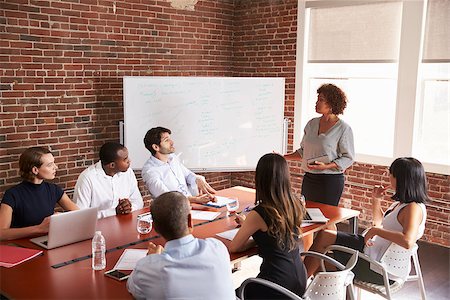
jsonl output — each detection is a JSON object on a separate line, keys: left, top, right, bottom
{"left": 142, "top": 127, "right": 216, "bottom": 204}
{"left": 127, "top": 192, "right": 235, "bottom": 300}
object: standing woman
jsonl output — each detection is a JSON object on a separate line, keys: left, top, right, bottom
{"left": 229, "top": 153, "right": 307, "bottom": 299}
{"left": 285, "top": 83, "right": 354, "bottom": 206}
{"left": 0, "top": 147, "right": 78, "bottom": 241}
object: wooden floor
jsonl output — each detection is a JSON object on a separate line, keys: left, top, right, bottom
{"left": 394, "top": 240, "right": 450, "bottom": 300}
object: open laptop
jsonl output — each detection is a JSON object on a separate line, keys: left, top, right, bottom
{"left": 303, "top": 208, "right": 329, "bottom": 223}
{"left": 30, "top": 207, "right": 98, "bottom": 249}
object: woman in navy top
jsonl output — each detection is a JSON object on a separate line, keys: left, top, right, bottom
{"left": 230, "top": 153, "right": 307, "bottom": 299}
{"left": 0, "top": 147, "right": 78, "bottom": 240}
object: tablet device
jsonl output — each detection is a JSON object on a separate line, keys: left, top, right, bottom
{"left": 307, "top": 155, "right": 330, "bottom": 165}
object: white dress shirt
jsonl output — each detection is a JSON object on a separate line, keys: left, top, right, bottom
{"left": 73, "top": 161, "right": 143, "bottom": 219}
{"left": 127, "top": 234, "right": 235, "bottom": 300}
{"left": 141, "top": 154, "right": 198, "bottom": 198}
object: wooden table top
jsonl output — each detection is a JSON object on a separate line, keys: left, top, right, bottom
{"left": 0, "top": 186, "right": 359, "bottom": 299}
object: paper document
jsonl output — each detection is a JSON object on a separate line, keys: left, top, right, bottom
{"left": 191, "top": 210, "right": 221, "bottom": 221}
{"left": 113, "top": 249, "right": 148, "bottom": 271}
{"left": 216, "top": 228, "right": 254, "bottom": 242}
{"left": 203, "top": 196, "right": 236, "bottom": 208}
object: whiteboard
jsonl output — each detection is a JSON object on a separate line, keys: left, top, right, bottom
{"left": 123, "top": 76, "right": 285, "bottom": 171}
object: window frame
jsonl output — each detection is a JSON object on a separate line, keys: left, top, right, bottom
{"left": 295, "top": 0, "right": 450, "bottom": 175}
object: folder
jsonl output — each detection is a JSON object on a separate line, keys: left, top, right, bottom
{"left": 0, "top": 245, "right": 43, "bottom": 268}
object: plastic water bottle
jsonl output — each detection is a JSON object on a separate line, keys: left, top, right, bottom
{"left": 92, "top": 231, "right": 106, "bottom": 270}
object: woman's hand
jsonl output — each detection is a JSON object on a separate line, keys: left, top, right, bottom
{"left": 372, "top": 185, "right": 388, "bottom": 199}
{"left": 364, "top": 226, "right": 380, "bottom": 247}
{"left": 234, "top": 214, "right": 246, "bottom": 226}
{"left": 307, "top": 161, "right": 338, "bottom": 171}
{"left": 37, "top": 216, "right": 51, "bottom": 234}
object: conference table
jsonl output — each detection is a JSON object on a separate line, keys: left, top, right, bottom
{"left": 0, "top": 186, "right": 359, "bottom": 299}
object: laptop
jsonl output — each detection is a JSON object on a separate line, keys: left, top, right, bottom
{"left": 303, "top": 208, "right": 329, "bottom": 223}
{"left": 30, "top": 207, "right": 98, "bottom": 250}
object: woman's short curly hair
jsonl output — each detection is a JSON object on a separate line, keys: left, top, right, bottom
{"left": 317, "top": 84, "right": 347, "bottom": 115}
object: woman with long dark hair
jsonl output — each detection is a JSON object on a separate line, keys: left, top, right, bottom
{"left": 305, "top": 157, "right": 428, "bottom": 283}
{"left": 230, "top": 153, "right": 307, "bottom": 299}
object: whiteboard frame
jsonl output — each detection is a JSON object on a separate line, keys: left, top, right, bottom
{"left": 123, "top": 76, "right": 287, "bottom": 172}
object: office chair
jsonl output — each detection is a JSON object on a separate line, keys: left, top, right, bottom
{"left": 325, "top": 243, "right": 426, "bottom": 300}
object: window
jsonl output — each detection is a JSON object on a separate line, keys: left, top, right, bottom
{"left": 296, "top": 0, "right": 450, "bottom": 174}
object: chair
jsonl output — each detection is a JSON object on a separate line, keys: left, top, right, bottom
{"left": 301, "top": 250, "right": 358, "bottom": 300}
{"left": 238, "top": 278, "right": 302, "bottom": 300}
{"left": 325, "top": 243, "right": 426, "bottom": 300}
{"left": 238, "top": 249, "right": 358, "bottom": 300}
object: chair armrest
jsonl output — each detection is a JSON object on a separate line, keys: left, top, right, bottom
{"left": 238, "top": 278, "right": 302, "bottom": 300}
{"left": 301, "top": 250, "right": 346, "bottom": 271}
{"left": 325, "top": 245, "right": 391, "bottom": 283}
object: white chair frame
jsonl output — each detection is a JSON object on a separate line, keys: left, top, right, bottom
{"left": 238, "top": 250, "right": 358, "bottom": 300}
{"left": 325, "top": 244, "right": 426, "bottom": 300}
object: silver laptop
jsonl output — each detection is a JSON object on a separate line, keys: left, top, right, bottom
{"left": 30, "top": 207, "right": 98, "bottom": 249}
{"left": 303, "top": 208, "right": 329, "bottom": 223}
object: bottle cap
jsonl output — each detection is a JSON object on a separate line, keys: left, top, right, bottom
{"left": 95, "top": 231, "right": 101, "bottom": 234}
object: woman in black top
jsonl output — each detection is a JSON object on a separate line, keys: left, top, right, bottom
{"left": 230, "top": 153, "right": 307, "bottom": 299}
{"left": 0, "top": 147, "right": 78, "bottom": 241}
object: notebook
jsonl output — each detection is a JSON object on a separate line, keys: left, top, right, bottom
{"left": 303, "top": 208, "right": 329, "bottom": 223}
{"left": 203, "top": 196, "right": 236, "bottom": 208}
{"left": 30, "top": 207, "right": 98, "bottom": 250}
{"left": 0, "top": 245, "right": 43, "bottom": 268}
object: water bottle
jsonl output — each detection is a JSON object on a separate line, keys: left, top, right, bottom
{"left": 92, "top": 231, "right": 106, "bottom": 270}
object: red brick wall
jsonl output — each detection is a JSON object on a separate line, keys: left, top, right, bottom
{"left": 1, "top": 0, "right": 449, "bottom": 247}
{"left": 0, "top": 0, "right": 236, "bottom": 204}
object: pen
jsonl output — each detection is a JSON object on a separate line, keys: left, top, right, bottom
{"left": 240, "top": 205, "right": 252, "bottom": 214}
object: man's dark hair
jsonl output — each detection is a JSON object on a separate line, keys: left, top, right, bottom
{"left": 151, "top": 191, "right": 190, "bottom": 240}
{"left": 99, "top": 142, "right": 126, "bottom": 165}
{"left": 143, "top": 127, "right": 171, "bottom": 156}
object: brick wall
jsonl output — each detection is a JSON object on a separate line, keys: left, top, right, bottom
{"left": 0, "top": 0, "right": 236, "bottom": 205}
{"left": 1, "top": 0, "right": 449, "bottom": 247}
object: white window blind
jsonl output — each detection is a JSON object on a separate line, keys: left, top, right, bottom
{"left": 308, "top": 2, "right": 402, "bottom": 62}
{"left": 422, "top": 0, "right": 450, "bottom": 62}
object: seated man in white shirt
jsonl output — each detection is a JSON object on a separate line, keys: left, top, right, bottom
{"left": 127, "top": 191, "right": 235, "bottom": 300}
{"left": 73, "top": 142, "right": 143, "bottom": 219}
{"left": 142, "top": 126, "right": 216, "bottom": 204}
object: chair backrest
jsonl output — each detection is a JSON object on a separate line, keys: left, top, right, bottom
{"left": 238, "top": 277, "right": 302, "bottom": 300}
{"left": 379, "top": 243, "right": 417, "bottom": 280}
{"left": 302, "top": 250, "right": 358, "bottom": 300}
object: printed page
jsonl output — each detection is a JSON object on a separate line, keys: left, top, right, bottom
{"left": 113, "top": 249, "right": 148, "bottom": 271}
{"left": 191, "top": 210, "right": 221, "bottom": 221}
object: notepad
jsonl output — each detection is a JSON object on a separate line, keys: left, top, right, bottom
{"left": 191, "top": 210, "right": 221, "bottom": 221}
{"left": 113, "top": 249, "right": 148, "bottom": 271}
{"left": 203, "top": 196, "right": 236, "bottom": 208}
{"left": 0, "top": 245, "right": 43, "bottom": 268}
{"left": 216, "top": 228, "right": 254, "bottom": 242}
